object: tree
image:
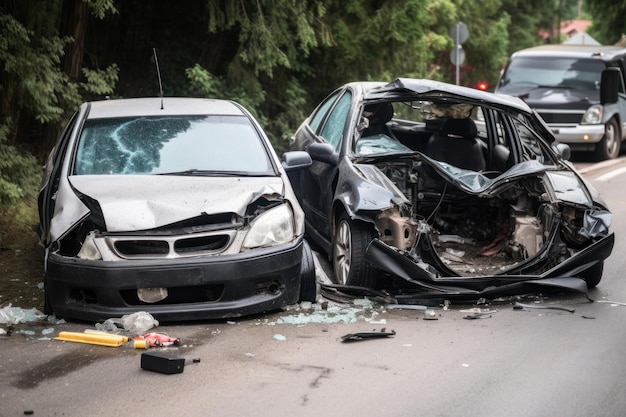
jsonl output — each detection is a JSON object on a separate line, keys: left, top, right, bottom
{"left": 587, "top": 0, "right": 626, "bottom": 44}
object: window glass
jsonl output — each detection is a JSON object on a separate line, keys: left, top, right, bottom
{"left": 320, "top": 91, "right": 352, "bottom": 149}
{"left": 73, "top": 115, "right": 274, "bottom": 175}
{"left": 309, "top": 92, "right": 340, "bottom": 133}
{"left": 512, "top": 115, "right": 552, "bottom": 164}
{"left": 501, "top": 57, "right": 605, "bottom": 90}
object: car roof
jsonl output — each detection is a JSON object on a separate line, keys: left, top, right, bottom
{"left": 85, "top": 97, "right": 246, "bottom": 119}
{"left": 510, "top": 44, "right": 626, "bottom": 61}
{"left": 364, "top": 78, "right": 532, "bottom": 113}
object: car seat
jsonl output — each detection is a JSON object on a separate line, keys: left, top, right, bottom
{"left": 424, "top": 117, "right": 486, "bottom": 172}
{"left": 361, "top": 102, "right": 396, "bottom": 139}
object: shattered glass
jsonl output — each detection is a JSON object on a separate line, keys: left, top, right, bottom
{"left": 74, "top": 115, "right": 273, "bottom": 175}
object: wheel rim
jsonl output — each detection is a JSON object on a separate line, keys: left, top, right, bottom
{"left": 333, "top": 219, "right": 351, "bottom": 285}
{"left": 605, "top": 122, "right": 618, "bottom": 158}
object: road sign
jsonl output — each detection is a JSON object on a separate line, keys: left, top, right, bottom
{"left": 450, "top": 22, "right": 469, "bottom": 45}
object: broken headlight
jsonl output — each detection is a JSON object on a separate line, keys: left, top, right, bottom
{"left": 242, "top": 204, "right": 295, "bottom": 249}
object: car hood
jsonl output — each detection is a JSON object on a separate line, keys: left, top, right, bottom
{"left": 495, "top": 85, "right": 598, "bottom": 110}
{"left": 68, "top": 175, "right": 285, "bottom": 232}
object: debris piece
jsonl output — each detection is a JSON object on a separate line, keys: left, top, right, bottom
{"left": 273, "top": 334, "right": 287, "bottom": 341}
{"left": 597, "top": 300, "right": 626, "bottom": 306}
{"left": 132, "top": 332, "right": 181, "bottom": 348}
{"left": 386, "top": 304, "right": 429, "bottom": 311}
{"left": 95, "top": 311, "right": 159, "bottom": 335}
{"left": 513, "top": 302, "right": 595, "bottom": 319}
{"left": 460, "top": 308, "right": 497, "bottom": 319}
{"left": 0, "top": 304, "right": 46, "bottom": 325}
{"left": 140, "top": 352, "right": 185, "bottom": 374}
{"left": 423, "top": 309, "right": 438, "bottom": 320}
{"left": 54, "top": 331, "right": 129, "bottom": 347}
{"left": 341, "top": 329, "right": 396, "bottom": 342}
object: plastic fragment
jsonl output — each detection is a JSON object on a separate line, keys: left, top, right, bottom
{"left": 341, "top": 329, "right": 396, "bottom": 342}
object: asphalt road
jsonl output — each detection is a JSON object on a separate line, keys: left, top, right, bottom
{"left": 2, "top": 158, "right": 626, "bottom": 417}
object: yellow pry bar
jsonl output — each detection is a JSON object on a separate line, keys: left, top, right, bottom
{"left": 54, "top": 331, "right": 129, "bottom": 347}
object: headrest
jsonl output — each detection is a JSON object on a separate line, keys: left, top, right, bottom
{"left": 364, "top": 102, "right": 394, "bottom": 125}
{"left": 441, "top": 118, "right": 477, "bottom": 139}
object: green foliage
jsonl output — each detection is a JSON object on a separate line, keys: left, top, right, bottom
{"left": 81, "top": 64, "right": 120, "bottom": 97}
{"left": 0, "top": 123, "right": 40, "bottom": 205}
{"left": 587, "top": 0, "right": 626, "bottom": 44}
{"left": 206, "top": 0, "right": 330, "bottom": 77}
{"left": 185, "top": 64, "right": 265, "bottom": 113}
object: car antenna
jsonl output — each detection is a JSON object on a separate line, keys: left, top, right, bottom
{"left": 153, "top": 47, "right": 164, "bottom": 109}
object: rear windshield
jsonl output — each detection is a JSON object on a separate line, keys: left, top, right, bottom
{"left": 73, "top": 115, "right": 275, "bottom": 175}
{"left": 499, "top": 57, "right": 606, "bottom": 90}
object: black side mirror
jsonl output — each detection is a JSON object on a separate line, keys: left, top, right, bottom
{"left": 553, "top": 142, "right": 571, "bottom": 161}
{"left": 281, "top": 151, "right": 312, "bottom": 171}
{"left": 307, "top": 142, "right": 339, "bottom": 165}
{"left": 600, "top": 68, "right": 620, "bottom": 104}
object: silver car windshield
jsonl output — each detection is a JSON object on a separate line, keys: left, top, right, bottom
{"left": 73, "top": 115, "right": 275, "bottom": 175}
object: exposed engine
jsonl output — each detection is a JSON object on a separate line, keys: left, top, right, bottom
{"left": 374, "top": 159, "right": 553, "bottom": 276}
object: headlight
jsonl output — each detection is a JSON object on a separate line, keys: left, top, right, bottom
{"left": 581, "top": 105, "right": 603, "bottom": 124}
{"left": 242, "top": 204, "right": 295, "bottom": 249}
{"left": 77, "top": 231, "right": 103, "bottom": 260}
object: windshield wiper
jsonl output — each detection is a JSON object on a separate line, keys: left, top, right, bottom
{"left": 157, "top": 169, "right": 264, "bottom": 177}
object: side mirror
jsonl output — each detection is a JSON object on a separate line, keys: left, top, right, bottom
{"left": 600, "top": 68, "right": 620, "bottom": 104}
{"left": 553, "top": 142, "right": 571, "bottom": 161}
{"left": 307, "top": 142, "right": 339, "bottom": 165}
{"left": 281, "top": 151, "right": 312, "bottom": 171}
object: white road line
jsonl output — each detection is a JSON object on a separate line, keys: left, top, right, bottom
{"left": 596, "top": 166, "right": 626, "bottom": 181}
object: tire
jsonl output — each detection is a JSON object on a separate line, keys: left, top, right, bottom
{"left": 579, "top": 261, "right": 603, "bottom": 288}
{"left": 332, "top": 212, "right": 375, "bottom": 287}
{"left": 595, "top": 118, "right": 620, "bottom": 161}
{"left": 299, "top": 240, "right": 318, "bottom": 302}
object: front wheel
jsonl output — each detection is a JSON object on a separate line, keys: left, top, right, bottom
{"left": 595, "top": 118, "right": 621, "bottom": 161}
{"left": 332, "top": 213, "right": 375, "bottom": 287}
{"left": 299, "top": 240, "right": 318, "bottom": 302}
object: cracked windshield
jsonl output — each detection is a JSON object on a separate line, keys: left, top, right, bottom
{"left": 74, "top": 115, "right": 273, "bottom": 175}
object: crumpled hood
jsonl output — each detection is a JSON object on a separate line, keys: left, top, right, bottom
{"left": 68, "top": 175, "right": 284, "bottom": 231}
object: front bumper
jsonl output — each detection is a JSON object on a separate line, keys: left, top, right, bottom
{"left": 549, "top": 123, "right": 605, "bottom": 147}
{"left": 365, "top": 232, "right": 615, "bottom": 299}
{"left": 45, "top": 236, "right": 307, "bottom": 322}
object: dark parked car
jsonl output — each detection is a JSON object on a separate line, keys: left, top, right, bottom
{"left": 288, "top": 78, "right": 614, "bottom": 300}
{"left": 38, "top": 97, "right": 316, "bottom": 322}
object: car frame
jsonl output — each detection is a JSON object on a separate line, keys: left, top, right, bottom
{"left": 37, "top": 97, "right": 316, "bottom": 322}
{"left": 288, "top": 78, "right": 614, "bottom": 301}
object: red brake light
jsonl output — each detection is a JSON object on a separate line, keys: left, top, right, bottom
{"left": 476, "top": 81, "right": 488, "bottom": 91}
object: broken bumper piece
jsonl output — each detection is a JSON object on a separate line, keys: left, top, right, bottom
{"left": 362, "top": 234, "right": 614, "bottom": 300}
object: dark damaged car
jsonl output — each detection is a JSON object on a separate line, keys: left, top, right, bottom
{"left": 288, "top": 78, "right": 614, "bottom": 301}
{"left": 37, "top": 97, "right": 316, "bottom": 322}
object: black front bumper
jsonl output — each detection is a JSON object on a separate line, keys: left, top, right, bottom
{"left": 45, "top": 236, "right": 307, "bottom": 322}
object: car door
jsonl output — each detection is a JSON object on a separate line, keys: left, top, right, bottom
{"left": 293, "top": 89, "right": 353, "bottom": 244}
{"left": 37, "top": 111, "right": 80, "bottom": 246}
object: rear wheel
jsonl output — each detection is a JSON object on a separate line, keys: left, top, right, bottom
{"left": 595, "top": 118, "right": 620, "bottom": 161}
{"left": 579, "top": 261, "right": 603, "bottom": 288}
{"left": 332, "top": 213, "right": 375, "bottom": 287}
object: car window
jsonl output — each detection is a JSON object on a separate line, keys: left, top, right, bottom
{"left": 73, "top": 115, "right": 274, "bottom": 175}
{"left": 309, "top": 91, "right": 340, "bottom": 133}
{"left": 512, "top": 116, "right": 552, "bottom": 164}
{"left": 319, "top": 91, "right": 352, "bottom": 149}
